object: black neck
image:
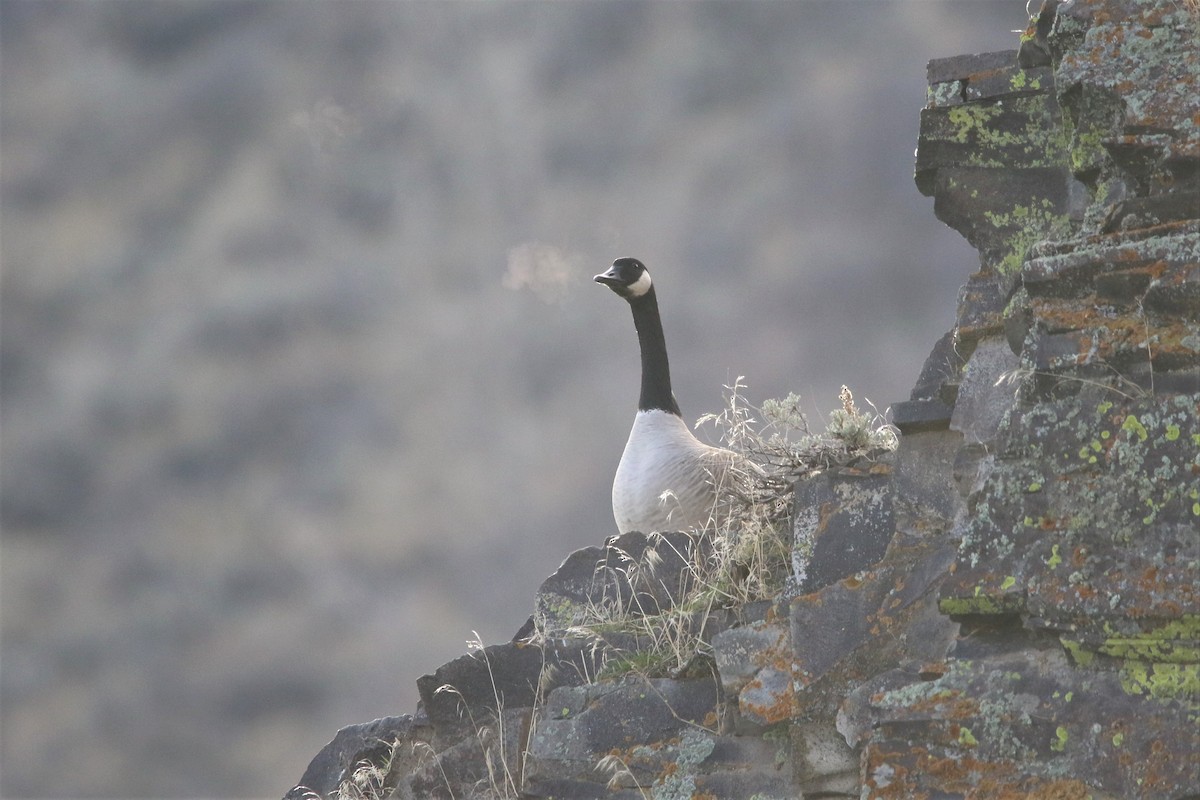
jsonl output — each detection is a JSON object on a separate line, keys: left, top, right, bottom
{"left": 628, "top": 287, "right": 682, "bottom": 416}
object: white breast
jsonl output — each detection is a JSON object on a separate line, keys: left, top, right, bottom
{"left": 611, "top": 410, "right": 745, "bottom": 534}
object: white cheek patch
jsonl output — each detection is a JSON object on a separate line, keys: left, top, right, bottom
{"left": 627, "top": 270, "right": 653, "bottom": 297}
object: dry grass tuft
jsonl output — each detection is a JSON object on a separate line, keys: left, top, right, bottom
{"left": 424, "top": 632, "right": 529, "bottom": 799}
{"left": 333, "top": 739, "right": 404, "bottom": 800}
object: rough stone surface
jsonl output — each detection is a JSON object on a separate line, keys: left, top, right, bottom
{"left": 791, "top": 535, "right": 961, "bottom": 720}
{"left": 285, "top": 1, "right": 1200, "bottom": 797}
{"left": 948, "top": 337, "right": 1021, "bottom": 445}
{"left": 534, "top": 530, "right": 710, "bottom": 632}
{"left": 861, "top": 629, "right": 1197, "bottom": 799}
{"left": 416, "top": 638, "right": 604, "bottom": 741}
{"left": 791, "top": 722, "right": 861, "bottom": 796}
{"left": 891, "top": 331, "right": 963, "bottom": 434}
{"left": 406, "top": 708, "right": 532, "bottom": 800}
{"left": 891, "top": 428, "right": 966, "bottom": 529}
{"left": 527, "top": 678, "right": 718, "bottom": 772}
{"left": 712, "top": 620, "right": 790, "bottom": 695}
{"left": 284, "top": 716, "right": 418, "bottom": 800}
{"left": 868, "top": 0, "right": 1200, "bottom": 796}
{"left": 791, "top": 465, "right": 896, "bottom": 595}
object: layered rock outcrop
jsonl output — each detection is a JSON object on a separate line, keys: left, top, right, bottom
{"left": 286, "top": 0, "right": 1198, "bottom": 796}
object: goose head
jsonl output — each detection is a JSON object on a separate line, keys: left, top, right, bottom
{"left": 594, "top": 257, "right": 653, "bottom": 300}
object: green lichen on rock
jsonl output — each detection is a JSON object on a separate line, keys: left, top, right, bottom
{"left": 938, "top": 581, "right": 1023, "bottom": 616}
{"left": 1057, "top": 84, "right": 1123, "bottom": 179}
{"left": 983, "top": 198, "right": 1073, "bottom": 276}
{"left": 962, "top": 392, "right": 1198, "bottom": 554}
{"left": 957, "top": 726, "right": 978, "bottom": 747}
{"left": 927, "top": 80, "right": 963, "bottom": 108}
{"left": 651, "top": 727, "right": 716, "bottom": 800}
{"left": 1010, "top": 69, "right": 1042, "bottom": 92}
{"left": 1098, "top": 616, "right": 1200, "bottom": 664}
{"left": 941, "top": 94, "right": 1071, "bottom": 170}
{"left": 1118, "top": 660, "right": 1200, "bottom": 715}
{"left": 946, "top": 103, "right": 1010, "bottom": 147}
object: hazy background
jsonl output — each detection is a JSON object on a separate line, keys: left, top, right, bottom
{"left": 1, "top": 1, "right": 1021, "bottom": 796}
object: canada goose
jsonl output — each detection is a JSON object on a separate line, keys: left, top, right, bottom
{"left": 595, "top": 257, "right": 751, "bottom": 535}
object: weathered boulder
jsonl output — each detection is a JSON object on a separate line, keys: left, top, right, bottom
{"left": 406, "top": 707, "right": 532, "bottom": 800}
{"left": 284, "top": 716, "right": 418, "bottom": 800}
{"left": 416, "top": 637, "right": 605, "bottom": 741}
{"left": 527, "top": 677, "right": 794, "bottom": 800}
{"left": 790, "top": 463, "right": 896, "bottom": 594}
{"left": 712, "top": 618, "right": 791, "bottom": 728}
{"left": 533, "top": 530, "right": 711, "bottom": 632}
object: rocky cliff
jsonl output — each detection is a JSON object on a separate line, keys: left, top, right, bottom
{"left": 286, "top": 0, "right": 1199, "bottom": 797}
